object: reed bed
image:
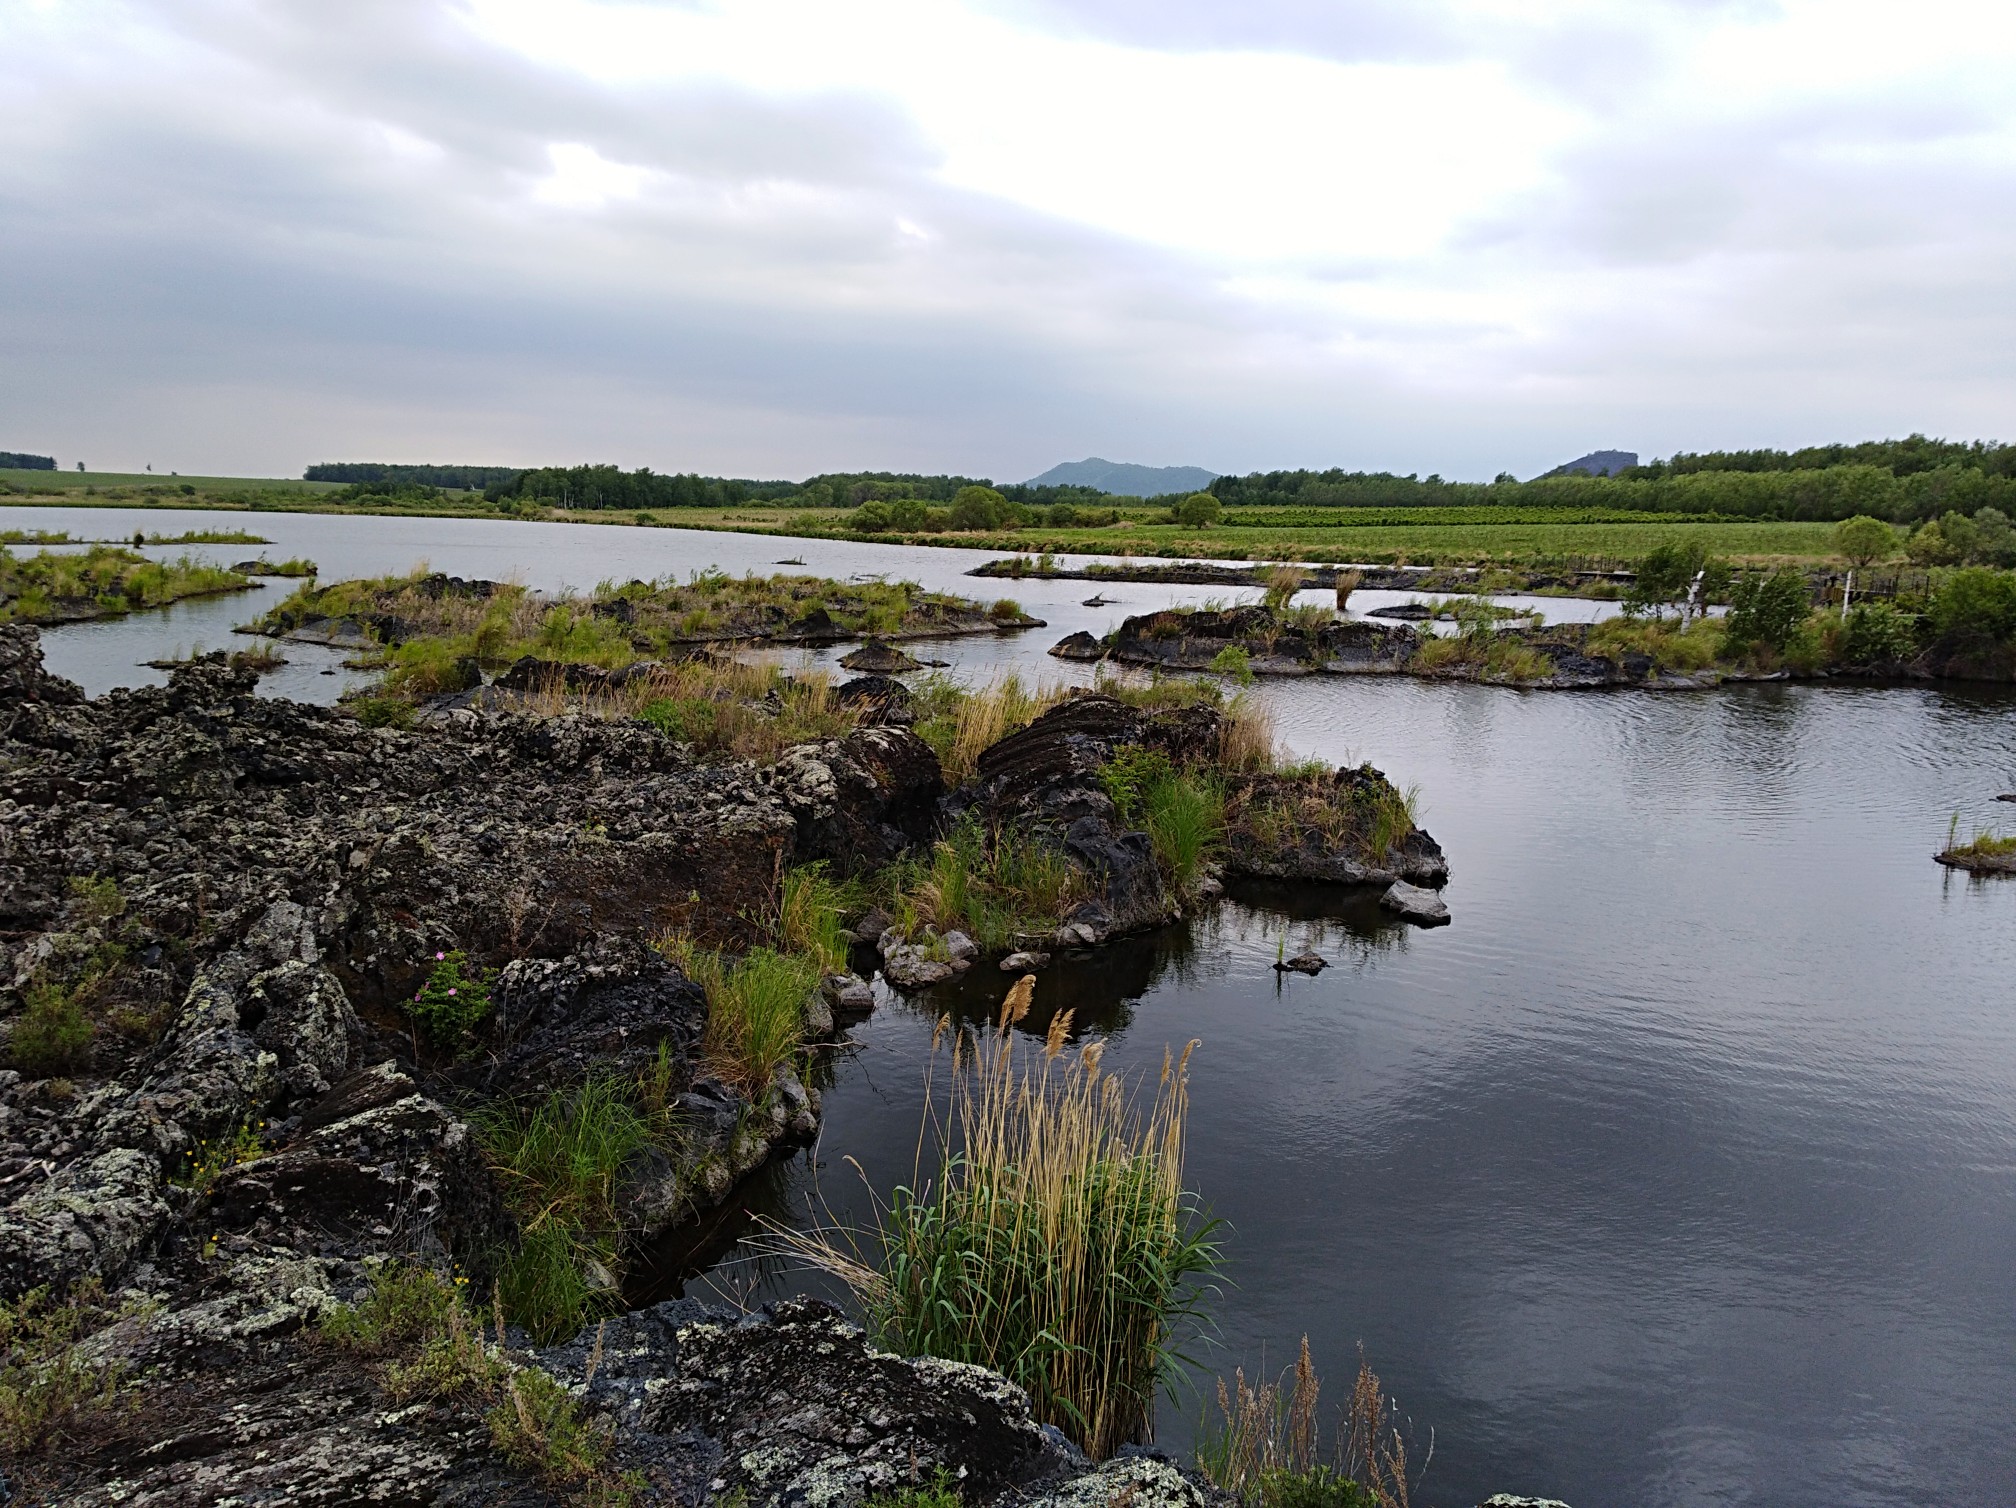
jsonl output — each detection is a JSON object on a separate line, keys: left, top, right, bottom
{"left": 779, "top": 978, "right": 1219, "bottom": 1458}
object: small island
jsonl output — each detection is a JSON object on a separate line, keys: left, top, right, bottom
{"left": 0, "top": 545, "right": 254, "bottom": 625}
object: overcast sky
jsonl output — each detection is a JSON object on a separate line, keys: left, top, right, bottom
{"left": 5, "top": 0, "right": 2015, "bottom": 483}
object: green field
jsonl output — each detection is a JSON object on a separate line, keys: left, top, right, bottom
{"left": 0, "top": 467, "right": 345, "bottom": 496}
{"left": 623, "top": 504, "right": 1848, "bottom": 568}
{"left": 0, "top": 473, "right": 1854, "bottom": 567}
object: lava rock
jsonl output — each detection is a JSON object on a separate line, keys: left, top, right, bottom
{"left": 839, "top": 639, "right": 923, "bottom": 673}
{"left": 1380, "top": 881, "right": 1451, "bottom": 926}
{"left": 1275, "top": 952, "right": 1328, "bottom": 974}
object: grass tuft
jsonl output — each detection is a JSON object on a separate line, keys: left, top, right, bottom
{"left": 781, "top": 978, "right": 1219, "bottom": 1459}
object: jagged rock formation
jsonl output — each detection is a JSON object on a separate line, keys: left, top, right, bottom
{"left": 0, "top": 622, "right": 1440, "bottom": 1504}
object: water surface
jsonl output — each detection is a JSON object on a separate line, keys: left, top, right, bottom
{"left": 9, "top": 505, "right": 2015, "bottom": 1508}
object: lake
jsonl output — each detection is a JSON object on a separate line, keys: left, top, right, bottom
{"left": 10, "top": 504, "right": 2016, "bottom": 1507}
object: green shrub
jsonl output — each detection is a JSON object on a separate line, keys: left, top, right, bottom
{"left": 350, "top": 694, "right": 417, "bottom": 729}
{"left": 408, "top": 949, "right": 494, "bottom": 1049}
{"left": 487, "top": 1364, "right": 621, "bottom": 1490}
{"left": 10, "top": 981, "right": 94, "bottom": 1076}
{"left": 170, "top": 1121, "right": 263, "bottom": 1193}
{"left": 320, "top": 1262, "right": 470, "bottom": 1356}
{"left": 1840, "top": 600, "right": 1919, "bottom": 664}
{"left": 1259, "top": 1466, "right": 1373, "bottom": 1508}
{"left": 1211, "top": 645, "right": 1256, "bottom": 684}
{"left": 1723, "top": 567, "right": 1814, "bottom": 654}
{"left": 864, "top": 1469, "right": 964, "bottom": 1508}
{"left": 1172, "top": 492, "right": 1222, "bottom": 527}
{"left": 1926, "top": 567, "right": 2016, "bottom": 651}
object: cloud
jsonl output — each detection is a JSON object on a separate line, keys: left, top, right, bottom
{"left": 2, "top": 0, "right": 2015, "bottom": 481}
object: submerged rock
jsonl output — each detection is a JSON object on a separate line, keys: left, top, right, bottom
{"left": 1000, "top": 950, "right": 1052, "bottom": 972}
{"left": 1275, "top": 952, "right": 1328, "bottom": 975}
{"left": 1380, "top": 880, "right": 1452, "bottom": 926}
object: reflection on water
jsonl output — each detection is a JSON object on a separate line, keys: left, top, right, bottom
{"left": 11, "top": 506, "right": 2016, "bottom": 1508}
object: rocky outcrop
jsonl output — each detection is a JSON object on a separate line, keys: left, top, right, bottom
{"left": 26, "top": 1282, "right": 1217, "bottom": 1508}
{"left": 771, "top": 725, "right": 947, "bottom": 875}
{"left": 841, "top": 639, "right": 924, "bottom": 673}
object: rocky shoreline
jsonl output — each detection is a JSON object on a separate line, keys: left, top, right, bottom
{"left": 0, "top": 622, "right": 1465, "bottom": 1505}
{"left": 1056, "top": 605, "right": 1937, "bottom": 690}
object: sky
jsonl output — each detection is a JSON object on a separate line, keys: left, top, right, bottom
{"left": 5, "top": 0, "right": 2016, "bottom": 483}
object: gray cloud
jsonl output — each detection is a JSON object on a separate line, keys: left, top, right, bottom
{"left": 2, "top": 0, "right": 2014, "bottom": 483}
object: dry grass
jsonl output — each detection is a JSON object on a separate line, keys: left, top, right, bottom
{"left": 1334, "top": 570, "right": 1363, "bottom": 612}
{"left": 1220, "top": 694, "right": 1279, "bottom": 772}
{"left": 1198, "top": 1338, "right": 1421, "bottom": 1508}
{"left": 1261, "top": 564, "right": 1310, "bottom": 611}
{"left": 777, "top": 978, "right": 1218, "bottom": 1458}
{"left": 914, "top": 673, "right": 1070, "bottom": 784}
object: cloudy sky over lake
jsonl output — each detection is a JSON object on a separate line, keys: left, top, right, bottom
{"left": 5, "top": 0, "right": 2015, "bottom": 482}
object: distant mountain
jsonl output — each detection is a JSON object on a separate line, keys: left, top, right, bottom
{"left": 1024, "top": 458, "right": 1218, "bottom": 496}
{"left": 1541, "top": 449, "right": 1637, "bottom": 479}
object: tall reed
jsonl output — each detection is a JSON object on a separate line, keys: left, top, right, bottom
{"left": 780, "top": 978, "right": 1219, "bottom": 1458}
{"left": 1197, "top": 1338, "right": 1421, "bottom": 1508}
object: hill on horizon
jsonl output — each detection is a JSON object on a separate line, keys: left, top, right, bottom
{"left": 1541, "top": 449, "right": 1638, "bottom": 479}
{"left": 1024, "top": 457, "right": 1217, "bottom": 495}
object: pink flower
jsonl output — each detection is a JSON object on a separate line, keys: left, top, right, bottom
{"left": 447, "top": 988, "right": 457, "bottom": 995}
{"left": 435, "top": 951, "right": 446, "bottom": 961}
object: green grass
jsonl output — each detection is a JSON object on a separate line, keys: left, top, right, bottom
{"left": 783, "top": 983, "right": 1219, "bottom": 1459}
{"left": 475, "top": 1073, "right": 683, "bottom": 1342}
{"left": 884, "top": 816, "right": 1089, "bottom": 951}
{"left": 671, "top": 944, "right": 821, "bottom": 1094}
{"left": 1101, "top": 748, "right": 1226, "bottom": 893}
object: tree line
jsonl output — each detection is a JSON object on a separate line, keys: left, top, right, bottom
{"left": 0, "top": 452, "right": 56, "bottom": 470}
{"left": 305, "top": 463, "right": 527, "bottom": 489}
{"left": 1209, "top": 438, "right": 2016, "bottom": 523}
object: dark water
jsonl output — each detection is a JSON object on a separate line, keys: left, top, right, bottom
{"left": 11, "top": 506, "right": 2016, "bottom": 1507}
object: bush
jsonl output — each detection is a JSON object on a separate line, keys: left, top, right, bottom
{"left": 10, "top": 981, "right": 94, "bottom": 1076}
{"left": 320, "top": 1262, "right": 470, "bottom": 1356}
{"left": 1210, "top": 645, "right": 1255, "bottom": 684}
{"left": 1840, "top": 600, "right": 1918, "bottom": 664}
{"left": 349, "top": 694, "right": 417, "bottom": 729}
{"left": 0, "top": 1281, "right": 130, "bottom": 1456}
{"left": 1172, "top": 492, "right": 1222, "bottom": 527}
{"left": 850, "top": 500, "right": 894, "bottom": 533}
{"left": 1926, "top": 567, "right": 2016, "bottom": 651}
{"left": 408, "top": 949, "right": 493, "bottom": 1049}
{"left": 1723, "top": 567, "right": 1813, "bottom": 653}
